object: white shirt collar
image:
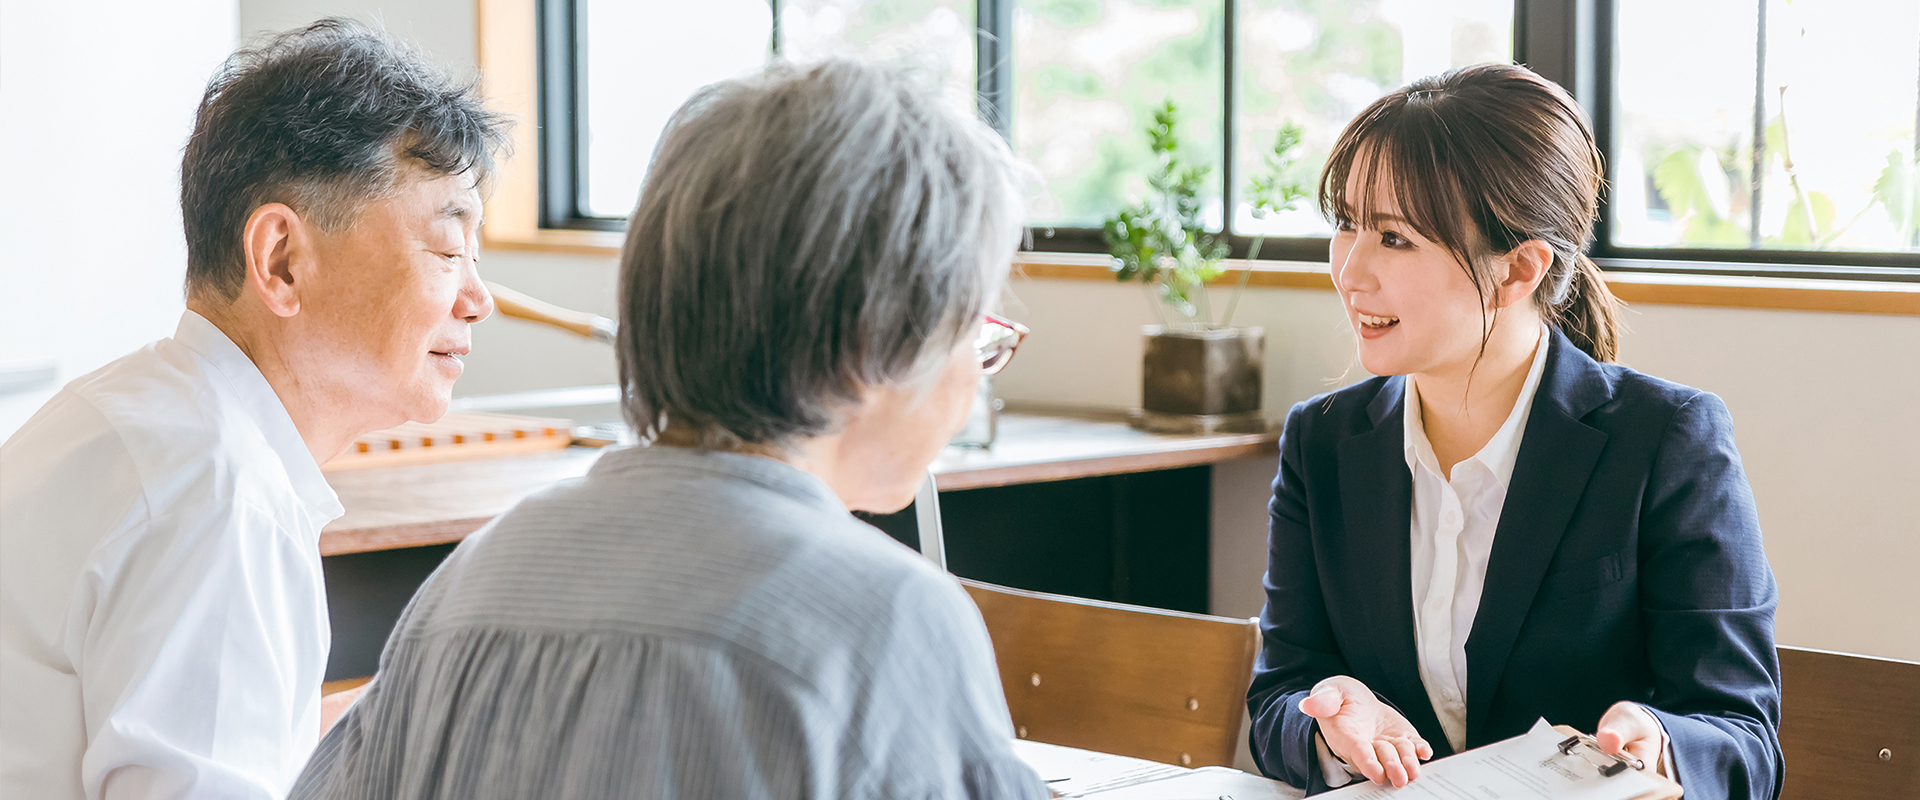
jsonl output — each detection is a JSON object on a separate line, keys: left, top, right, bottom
{"left": 172, "top": 311, "right": 343, "bottom": 520}
{"left": 1403, "top": 323, "right": 1552, "bottom": 489}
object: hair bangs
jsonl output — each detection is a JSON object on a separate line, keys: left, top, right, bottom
{"left": 1322, "top": 97, "right": 1481, "bottom": 274}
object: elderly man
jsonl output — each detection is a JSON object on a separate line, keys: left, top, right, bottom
{"left": 0, "top": 19, "right": 504, "bottom": 800}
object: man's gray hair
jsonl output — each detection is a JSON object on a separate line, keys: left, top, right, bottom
{"left": 182, "top": 18, "right": 508, "bottom": 302}
{"left": 617, "top": 59, "right": 1027, "bottom": 447}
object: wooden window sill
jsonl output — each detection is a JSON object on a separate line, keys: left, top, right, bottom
{"left": 1010, "top": 252, "right": 1920, "bottom": 316}
{"left": 483, "top": 228, "right": 624, "bottom": 256}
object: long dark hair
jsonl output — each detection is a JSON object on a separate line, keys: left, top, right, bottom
{"left": 1319, "top": 64, "right": 1621, "bottom": 362}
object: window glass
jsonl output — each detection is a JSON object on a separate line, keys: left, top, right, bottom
{"left": 1233, "top": 0, "right": 1513, "bottom": 238}
{"left": 579, "top": 1, "right": 972, "bottom": 219}
{"left": 579, "top": 0, "right": 772, "bottom": 217}
{"left": 781, "top": 0, "right": 977, "bottom": 116}
{"left": 1611, "top": 0, "right": 1920, "bottom": 254}
{"left": 1014, "top": 0, "right": 1227, "bottom": 228}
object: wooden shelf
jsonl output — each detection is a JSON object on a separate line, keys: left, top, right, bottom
{"left": 318, "top": 408, "right": 1280, "bottom": 557}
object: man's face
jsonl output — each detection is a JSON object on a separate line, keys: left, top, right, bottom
{"left": 299, "top": 170, "right": 491, "bottom": 432}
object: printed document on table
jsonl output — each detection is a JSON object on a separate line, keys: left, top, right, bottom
{"left": 1010, "top": 739, "right": 1188, "bottom": 797}
{"left": 1322, "top": 719, "right": 1669, "bottom": 800}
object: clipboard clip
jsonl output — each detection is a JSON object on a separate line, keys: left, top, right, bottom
{"left": 1555, "top": 733, "right": 1645, "bottom": 777}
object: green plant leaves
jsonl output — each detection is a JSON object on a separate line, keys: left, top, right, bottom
{"left": 1873, "top": 148, "right": 1919, "bottom": 246}
{"left": 1247, "top": 121, "right": 1310, "bottom": 218}
{"left": 1103, "top": 98, "right": 1226, "bottom": 324}
{"left": 1651, "top": 145, "right": 1746, "bottom": 246}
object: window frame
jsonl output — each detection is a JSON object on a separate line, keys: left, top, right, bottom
{"left": 1578, "top": 0, "right": 1920, "bottom": 281}
{"left": 532, "top": 0, "right": 1920, "bottom": 283}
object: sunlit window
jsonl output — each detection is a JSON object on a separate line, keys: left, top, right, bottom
{"left": 781, "top": 0, "right": 977, "bottom": 115}
{"left": 559, "top": 0, "right": 1919, "bottom": 274}
{"left": 578, "top": 0, "right": 971, "bottom": 218}
{"left": 579, "top": 0, "right": 772, "bottom": 217}
{"left": 1610, "top": 0, "right": 1920, "bottom": 255}
{"left": 1234, "top": 0, "right": 1511, "bottom": 237}
{"left": 1014, "top": 0, "right": 1226, "bottom": 228}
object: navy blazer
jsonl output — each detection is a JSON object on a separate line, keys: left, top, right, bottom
{"left": 1246, "top": 328, "right": 1783, "bottom": 798}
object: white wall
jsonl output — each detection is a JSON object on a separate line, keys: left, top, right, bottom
{"left": 0, "top": 0, "right": 239, "bottom": 438}
{"left": 238, "top": 0, "right": 475, "bottom": 70}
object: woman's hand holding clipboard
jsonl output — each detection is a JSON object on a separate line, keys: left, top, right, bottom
{"left": 1318, "top": 719, "right": 1683, "bottom": 800}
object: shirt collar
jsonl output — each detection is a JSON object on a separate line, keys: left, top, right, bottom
{"left": 589, "top": 444, "right": 851, "bottom": 516}
{"left": 173, "top": 311, "right": 344, "bottom": 521}
{"left": 1403, "top": 323, "right": 1552, "bottom": 489}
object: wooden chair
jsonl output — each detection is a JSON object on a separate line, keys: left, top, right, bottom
{"left": 959, "top": 579, "right": 1259, "bottom": 768}
{"left": 1778, "top": 646, "right": 1920, "bottom": 799}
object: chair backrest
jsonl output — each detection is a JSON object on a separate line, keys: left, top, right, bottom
{"left": 1778, "top": 646, "right": 1920, "bottom": 799}
{"left": 959, "top": 579, "right": 1259, "bottom": 768}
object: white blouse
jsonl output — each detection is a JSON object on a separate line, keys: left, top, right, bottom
{"left": 1316, "top": 324, "right": 1549, "bottom": 785}
{"left": 1401, "top": 323, "right": 1551, "bottom": 753}
{"left": 0, "top": 311, "right": 342, "bottom": 800}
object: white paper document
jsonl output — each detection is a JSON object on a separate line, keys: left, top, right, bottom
{"left": 1011, "top": 739, "right": 1189, "bottom": 797}
{"left": 1070, "top": 766, "right": 1306, "bottom": 799}
{"left": 1011, "top": 739, "right": 1308, "bottom": 799}
{"left": 1322, "top": 719, "right": 1669, "bottom": 800}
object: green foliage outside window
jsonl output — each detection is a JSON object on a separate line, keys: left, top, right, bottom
{"left": 1104, "top": 101, "right": 1308, "bottom": 329}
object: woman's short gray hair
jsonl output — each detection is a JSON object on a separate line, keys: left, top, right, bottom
{"left": 617, "top": 58, "right": 1027, "bottom": 447}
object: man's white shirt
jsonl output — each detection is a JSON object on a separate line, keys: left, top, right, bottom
{"left": 1, "top": 311, "right": 342, "bottom": 800}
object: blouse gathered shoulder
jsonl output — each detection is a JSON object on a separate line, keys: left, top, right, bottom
{"left": 291, "top": 445, "right": 1046, "bottom": 800}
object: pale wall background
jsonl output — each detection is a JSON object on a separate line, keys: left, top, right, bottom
{"left": 3, "top": 0, "right": 1914, "bottom": 666}
{"left": 0, "top": 0, "right": 237, "bottom": 436}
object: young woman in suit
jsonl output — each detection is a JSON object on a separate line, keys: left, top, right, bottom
{"left": 1245, "top": 64, "right": 1781, "bottom": 798}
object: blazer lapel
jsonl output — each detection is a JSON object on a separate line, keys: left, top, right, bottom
{"left": 1335, "top": 377, "right": 1450, "bottom": 752}
{"left": 1463, "top": 330, "right": 1614, "bottom": 743}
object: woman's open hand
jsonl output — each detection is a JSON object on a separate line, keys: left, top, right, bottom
{"left": 1298, "top": 676, "right": 1434, "bottom": 788}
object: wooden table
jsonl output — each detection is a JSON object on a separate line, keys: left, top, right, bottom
{"left": 320, "top": 407, "right": 1279, "bottom": 557}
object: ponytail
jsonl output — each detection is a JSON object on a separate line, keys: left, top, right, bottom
{"left": 1552, "top": 254, "right": 1621, "bottom": 363}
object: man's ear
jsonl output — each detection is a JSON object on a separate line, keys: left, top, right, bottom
{"left": 241, "top": 203, "right": 309, "bottom": 318}
{"left": 1494, "top": 239, "right": 1554, "bottom": 309}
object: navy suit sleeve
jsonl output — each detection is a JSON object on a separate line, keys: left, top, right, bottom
{"left": 1637, "top": 391, "right": 1783, "bottom": 800}
{"left": 1245, "top": 401, "right": 1346, "bottom": 792}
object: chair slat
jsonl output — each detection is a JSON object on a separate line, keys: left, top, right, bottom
{"left": 961, "top": 579, "right": 1259, "bottom": 768}
{"left": 1778, "top": 646, "right": 1920, "bottom": 799}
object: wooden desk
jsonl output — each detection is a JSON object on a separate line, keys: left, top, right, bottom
{"left": 320, "top": 407, "right": 1278, "bottom": 557}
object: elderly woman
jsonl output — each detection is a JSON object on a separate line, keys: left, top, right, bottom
{"left": 290, "top": 59, "right": 1044, "bottom": 799}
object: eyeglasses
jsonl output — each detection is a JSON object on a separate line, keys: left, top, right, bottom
{"left": 976, "top": 313, "right": 1029, "bottom": 376}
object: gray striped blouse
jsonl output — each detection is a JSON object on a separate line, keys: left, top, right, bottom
{"left": 291, "top": 445, "right": 1046, "bottom": 800}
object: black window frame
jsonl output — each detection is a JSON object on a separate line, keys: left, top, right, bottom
{"left": 537, "top": 0, "right": 1920, "bottom": 282}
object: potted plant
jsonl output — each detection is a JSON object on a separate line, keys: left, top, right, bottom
{"left": 1104, "top": 100, "right": 1307, "bottom": 433}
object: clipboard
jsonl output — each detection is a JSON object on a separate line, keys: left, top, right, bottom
{"left": 1321, "top": 719, "right": 1682, "bottom": 800}
{"left": 1546, "top": 725, "right": 1683, "bottom": 800}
